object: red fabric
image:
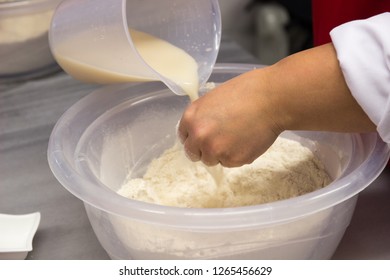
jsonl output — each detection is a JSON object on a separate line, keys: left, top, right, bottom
{"left": 312, "top": 0, "right": 390, "bottom": 46}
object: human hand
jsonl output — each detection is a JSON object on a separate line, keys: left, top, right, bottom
{"left": 177, "top": 69, "right": 282, "bottom": 167}
{"left": 178, "top": 43, "right": 376, "bottom": 168}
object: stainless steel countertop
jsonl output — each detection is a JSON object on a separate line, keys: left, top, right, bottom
{"left": 1, "top": 38, "right": 389, "bottom": 260}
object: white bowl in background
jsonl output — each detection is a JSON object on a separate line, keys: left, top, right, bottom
{"left": 0, "top": 0, "right": 62, "bottom": 81}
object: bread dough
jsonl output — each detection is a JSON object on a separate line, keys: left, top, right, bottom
{"left": 117, "top": 137, "right": 331, "bottom": 208}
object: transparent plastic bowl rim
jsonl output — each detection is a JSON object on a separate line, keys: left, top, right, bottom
{"left": 47, "top": 63, "right": 390, "bottom": 230}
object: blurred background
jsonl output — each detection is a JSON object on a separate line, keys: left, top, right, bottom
{"left": 219, "top": 0, "right": 313, "bottom": 65}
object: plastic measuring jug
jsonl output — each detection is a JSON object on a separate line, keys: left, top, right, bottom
{"left": 49, "top": 0, "right": 221, "bottom": 98}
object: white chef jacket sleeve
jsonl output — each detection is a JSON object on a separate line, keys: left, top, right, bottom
{"left": 330, "top": 12, "right": 390, "bottom": 143}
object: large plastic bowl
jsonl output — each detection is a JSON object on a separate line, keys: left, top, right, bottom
{"left": 48, "top": 63, "right": 390, "bottom": 259}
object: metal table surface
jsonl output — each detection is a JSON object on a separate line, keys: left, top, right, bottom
{"left": 1, "top": 38, "right": 390, "bottom": 260}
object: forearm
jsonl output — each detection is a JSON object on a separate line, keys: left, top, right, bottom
{"left": 264, "top": 43, "right": 376, "bottom": 133}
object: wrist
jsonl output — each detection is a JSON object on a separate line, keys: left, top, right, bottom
{"left": 244, "top": 67, "right": 287, "bottom": 136}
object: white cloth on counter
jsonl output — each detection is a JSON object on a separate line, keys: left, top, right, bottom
{"left": 330, "top": 12, "right": 390, "bottom": 143}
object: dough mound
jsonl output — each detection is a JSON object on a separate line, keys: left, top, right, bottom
{"left": 118, "top": 137, "right": 331, "bottom": 208}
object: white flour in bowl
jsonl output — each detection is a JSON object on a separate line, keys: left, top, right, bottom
{"left": 0, "top": 10, "right": 52, "bottom": 44}
{"left": 112, "top": 136, "right": 333, "bottom": 259}
{"left": 118, "top": 137, "right": 331, "bottom": 208}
